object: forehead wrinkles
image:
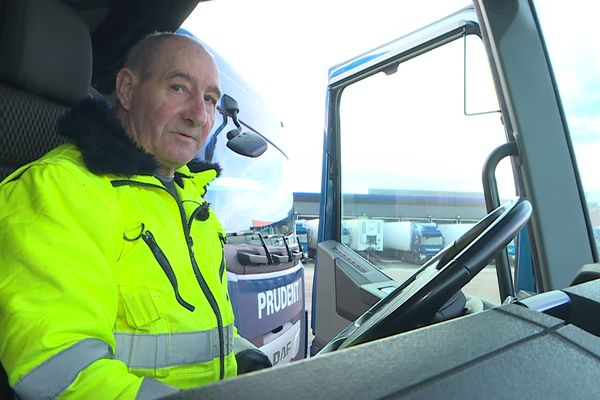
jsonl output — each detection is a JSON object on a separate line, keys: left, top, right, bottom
{"left": 156, "top": 42, "right": 219, "bottom": 90}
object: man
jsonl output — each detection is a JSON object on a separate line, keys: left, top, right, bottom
{"left": 0, "top": 33, "right": 269, "bottom": 400}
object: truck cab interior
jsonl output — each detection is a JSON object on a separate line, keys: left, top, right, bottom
{"left": 2, "top": 0, "right": 600, "bottom": 399}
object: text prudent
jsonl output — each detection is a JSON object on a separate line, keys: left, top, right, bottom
{"left": 257, "top": 281, "right": 300, "bottom": 319}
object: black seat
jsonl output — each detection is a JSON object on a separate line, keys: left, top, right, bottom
{"left": 0, "top": 0, "right": 93, "bottom": 396}
{"left": 0, "top": 0, "right": 92, "bottom": 180}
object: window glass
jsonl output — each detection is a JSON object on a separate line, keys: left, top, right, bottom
{"left": 338, "top": 35, "right": 516, "bottom": 303}
{"left": 533, "top": 0, "right": 600, "bottom": 256}
{"left": 202, "top": 112, "right": 295, "bottom": 238}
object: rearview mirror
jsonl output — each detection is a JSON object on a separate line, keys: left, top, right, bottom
{"left": 204, "top": 94, "right": 269, "bottom": 161}
{"left": 226, "top": 128, "right": 268, "bottom": 158}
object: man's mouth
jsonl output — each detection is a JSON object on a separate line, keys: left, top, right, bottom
{"left": 175, "top": 131, "right": 196, "bottom": 141}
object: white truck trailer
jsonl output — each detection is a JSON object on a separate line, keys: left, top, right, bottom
{"left": 341, "top": 218, "right": 384, "bottom": 252}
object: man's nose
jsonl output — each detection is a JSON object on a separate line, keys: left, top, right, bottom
{"left": 185, "top": 96, "right": 209, "bottom": 128}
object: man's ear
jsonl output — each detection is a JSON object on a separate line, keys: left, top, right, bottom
{"left": 115, "top": 68, "right": 137, "bottom": 111}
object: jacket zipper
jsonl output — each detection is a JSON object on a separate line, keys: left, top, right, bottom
{"left": 186, "top": 208, "right": 226, "bottom": 380}
{"left": 219, "top": 234, "right": 227, "bottom": 282}
{"left": 189, "top": 208, "right": 226, "bottom": 284}
{"left": 112, "top": 179, "right": 226, "bottom": 379}
{"left": 140, "top": 230, "right": 195, "bottom": 311}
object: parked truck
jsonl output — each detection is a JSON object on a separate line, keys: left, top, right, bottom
{"left": 437, "top": 223, "right": 477, "bottom": 247}
{"left": 341, "top": 218, "right": 384, "bottom": 252}
{"left": 438, "top": 223, "right": 515, "bottom": 262}
{"left": 304, "top": 218, "right": 320, "bottom": 259}
{"left": 383, "top": 221, "right": 444, "bottom": 264}
{"left": 295, "top": 220, "right": 309, "bottom": 257}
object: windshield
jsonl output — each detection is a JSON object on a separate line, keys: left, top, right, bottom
{"left": 201, "top": 109, "right": 294, "bottom": 237}
{"left": 422, "top": 236, "right": 443, "bottom": 246}
{"left": 174, "top": 30, "right": 295, "bottom": 238}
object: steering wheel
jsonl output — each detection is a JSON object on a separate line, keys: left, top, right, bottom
{"left": 319, "top": 199, "right": 532, "bottom": 354}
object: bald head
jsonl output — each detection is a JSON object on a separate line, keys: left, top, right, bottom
{"left": 124, "top": 32, "right": 213, "bottom": 82}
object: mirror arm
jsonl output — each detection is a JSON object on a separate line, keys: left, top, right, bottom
{"left": 204, "top": 113, "right": 228, "bottom": 163}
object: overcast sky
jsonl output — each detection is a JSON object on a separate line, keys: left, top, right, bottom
{"left": 183, "top": 0, "right": 469, "bottom": 193}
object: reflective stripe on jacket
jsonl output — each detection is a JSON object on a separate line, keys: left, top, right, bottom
{"left": 0, "top": 144, "right": 238, "bottom": 399}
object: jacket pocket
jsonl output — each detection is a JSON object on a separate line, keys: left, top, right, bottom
{"left": 118, "top": 285, "right": 171, "bottom": 378}
{"left": 120, "top": 286, "right": 162, "bottom": 329}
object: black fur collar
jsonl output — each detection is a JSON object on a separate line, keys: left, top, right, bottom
{"left": 57, "top": 96, "right": 221, "bottom": 177}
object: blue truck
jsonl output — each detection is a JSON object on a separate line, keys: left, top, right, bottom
{"left": 295, "top": 220, "right": 309, "bottom": 257}
{"left": 382, "top": 221, "right": 444, "bottom": 264}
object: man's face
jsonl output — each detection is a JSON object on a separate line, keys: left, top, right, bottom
{"left": 117, "top": 37, "right": 220, "bottom": 175}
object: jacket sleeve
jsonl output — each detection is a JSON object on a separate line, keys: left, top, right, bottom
{"left": 0, "top": 162, "right": 178, "bottom": 399}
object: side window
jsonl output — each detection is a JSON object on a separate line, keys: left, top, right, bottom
{"left": 338, "top": 35, "right": 517, "bottom": 304}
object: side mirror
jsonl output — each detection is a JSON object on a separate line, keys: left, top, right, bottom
{"left": 226, "top": 128, "right": 268, "bottom": 158}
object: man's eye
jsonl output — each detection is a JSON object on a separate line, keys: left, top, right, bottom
{"left": 171, "top": 85, "right": 185, "bottom": 93}
{"left": 205, "top": 96, "right": 218, "bottom": 106}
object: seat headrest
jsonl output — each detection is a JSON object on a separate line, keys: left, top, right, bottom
{"left": 0, "top": 0, "right": 92, "bottom": 105}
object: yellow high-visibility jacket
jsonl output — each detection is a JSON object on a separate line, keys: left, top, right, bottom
{"left": 0, "top": 97, "right": 238, "bottom": 399}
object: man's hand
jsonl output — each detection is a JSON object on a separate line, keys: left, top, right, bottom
{"left": 234, "top": 337, "right": 273, "bottom": 374}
